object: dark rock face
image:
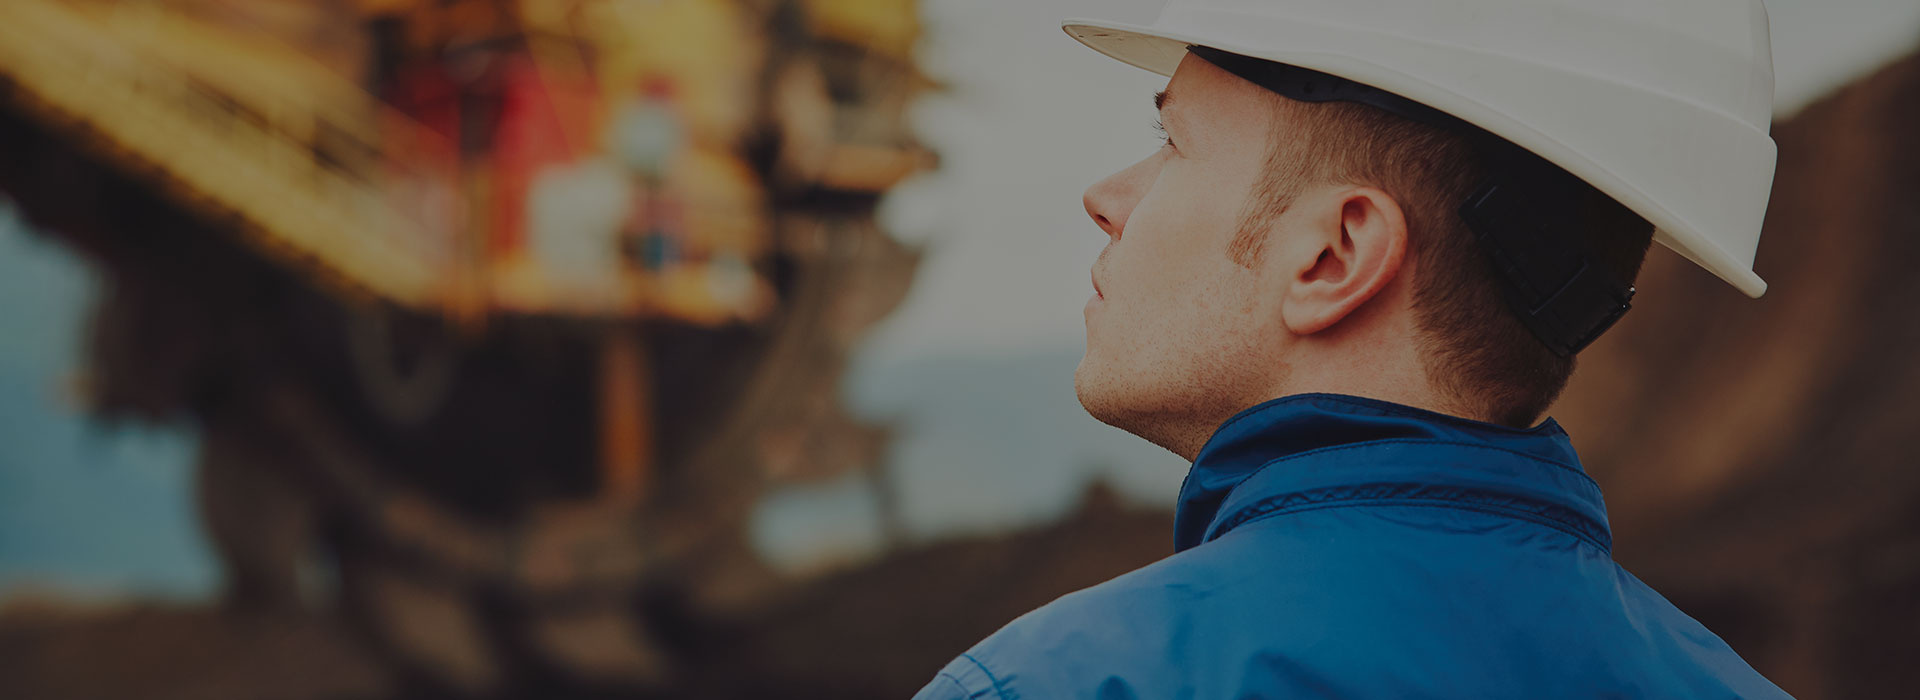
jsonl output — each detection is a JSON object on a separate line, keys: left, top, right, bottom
{"left": 1551, "top": 50, "right": 1920, "bottom": 700}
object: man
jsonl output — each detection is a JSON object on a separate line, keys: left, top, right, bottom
{"left": 915, "top": 1, "right": 1791, "bottom": 698}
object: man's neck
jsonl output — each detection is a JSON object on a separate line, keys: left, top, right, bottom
{"left": 1172, "top": 361, "right": 1459, "bottom": 462}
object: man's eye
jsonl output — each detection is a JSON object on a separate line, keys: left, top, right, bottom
{"left": 1152, "top": 119, "right": 1173, "bottom": 148}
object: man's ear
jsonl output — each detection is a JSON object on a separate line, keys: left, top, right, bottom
{"left": 1279, "top": 187, "right": 1408, "bottom": 335}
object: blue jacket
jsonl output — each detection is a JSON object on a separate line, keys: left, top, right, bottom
{"left": 913, "top": 394, "right": 1789, "bottom": 699}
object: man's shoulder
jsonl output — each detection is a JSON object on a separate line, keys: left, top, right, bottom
{"left": 921, "top": 511, "right": 1499, "bottom": 699}
{"left": 913, "top": 510, "right": 1794, "bottom": 700}
{"left": 912, "top": 546, "right": 1242, "bottom": 700}
{"left": 918, "top": 530, "right": 1347, "bottom": 700}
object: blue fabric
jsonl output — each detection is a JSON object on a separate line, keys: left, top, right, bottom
{"left": 913, "top": 394, "right": 1790, "bottom": 699}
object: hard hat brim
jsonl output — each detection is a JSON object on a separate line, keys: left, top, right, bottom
{"left": 1063, "top": 17, "right": 1773, "bottom": 298}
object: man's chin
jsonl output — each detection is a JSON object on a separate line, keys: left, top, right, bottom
{"left": 1073, "top": 356, "right": 1126, "bottom": 429}
{"left": 1072, "top": 355, "right": 1101, "bottom": 415}
{"left": 1075, "top": 362, "right": 1202, "bottom": 459}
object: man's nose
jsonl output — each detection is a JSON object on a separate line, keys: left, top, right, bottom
{"left": 1083, "top": 159, "right": 1150, "bottom": 241}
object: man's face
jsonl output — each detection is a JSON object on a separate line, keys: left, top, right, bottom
{"left": 1075, "top": 54, "right": 1298, "bottom": 451}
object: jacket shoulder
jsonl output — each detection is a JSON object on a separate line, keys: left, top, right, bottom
{"left": 916, "top": 507, "right": 1795, "bottom": 699}
{"left": 918, "top": 537, "right": 1315, "bottom": 700}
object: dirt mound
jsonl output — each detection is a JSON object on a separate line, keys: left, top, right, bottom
{"left": 0, "top": 601, "right": 389, "bottom": 700}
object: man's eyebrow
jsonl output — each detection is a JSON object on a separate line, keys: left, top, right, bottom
{"left": 1154, "top": 90, "right": 1172, "bottom": 112}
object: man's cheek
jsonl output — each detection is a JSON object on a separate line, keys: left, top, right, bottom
{"left": 1131, "top": 244, "right": 1207, "bottom": 301}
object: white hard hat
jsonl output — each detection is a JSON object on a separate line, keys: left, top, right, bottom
{"left": 1064, "top": 0, "right": 1778, "bottom": 298}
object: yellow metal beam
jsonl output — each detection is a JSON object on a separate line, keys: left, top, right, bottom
{"left": 0, "top": 0, "right": 451, "bottom": 309}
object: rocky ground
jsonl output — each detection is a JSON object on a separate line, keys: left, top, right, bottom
{"left": 0, "top": 485, "right": 1172, "bottom": 700}
{"left": 0, "top": 597, "right": 391, "bottom": 700}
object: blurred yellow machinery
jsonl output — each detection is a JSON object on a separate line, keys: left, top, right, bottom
{"left": 0, "top": 0, "right": 928, "bottom": 322}
{"left": 0, "top": 0, "right": 933, "bottom": 695}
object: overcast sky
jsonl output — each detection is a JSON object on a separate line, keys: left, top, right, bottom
{"left": 862, "top": 0, "right": 1920, "bottom": 365}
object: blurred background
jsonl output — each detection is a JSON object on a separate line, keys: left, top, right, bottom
{"left": 1, "top": 0, "right": 1918, "bottom": 698}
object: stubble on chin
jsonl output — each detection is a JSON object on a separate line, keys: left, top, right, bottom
{"left": 1074, "top": 354, "right": 1230, "bottom": 462}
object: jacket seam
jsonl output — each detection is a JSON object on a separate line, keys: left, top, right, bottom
{"left": 1291, "top": 394, "right": 1566, "bottom": 437}
{"left": 961, "top": 653, "right": 1017, "bottom": 700}
{"left": 1237, "top": 438, "right": 1602, "bottom": 492}
{"left": 1207, "top": 393, "right": 1566, "bottom": 440}
{"left": 933, "top": 672, "right": 972, "bottom": 698}
{"left": 1223, "top": 495, "right": 1612, "bottom": 552}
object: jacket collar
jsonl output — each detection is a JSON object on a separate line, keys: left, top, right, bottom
{"left": 1173, "top": 393, "right": 1611, "bottom": 552}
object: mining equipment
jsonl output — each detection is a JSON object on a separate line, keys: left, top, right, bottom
{"left": 0, "top": 0, "right": 932, "bottom": 695}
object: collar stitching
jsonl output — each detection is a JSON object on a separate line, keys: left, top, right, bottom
{"left": 1201, "top": 394, "right": 1565, "bottom": 454}
{"left": 1217, "top": 438, "right": 1602, "bottom": 493}
{"left": 1291, "top": 394, "right": 1566, "bottom": 436}
{"left": 1211, "top": 484, "right": 1613, "bottom": 551}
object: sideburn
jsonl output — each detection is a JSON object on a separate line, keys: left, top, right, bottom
{"left": 1227, "top": 98, "right": 1320, "bottom": 270}
{"left": 1227, "top": 166, "right": 1299, "bottom": 270}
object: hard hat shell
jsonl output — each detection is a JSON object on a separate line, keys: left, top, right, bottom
{"left": 1064, "top": 0, "right": 1777, "bottom": 297}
